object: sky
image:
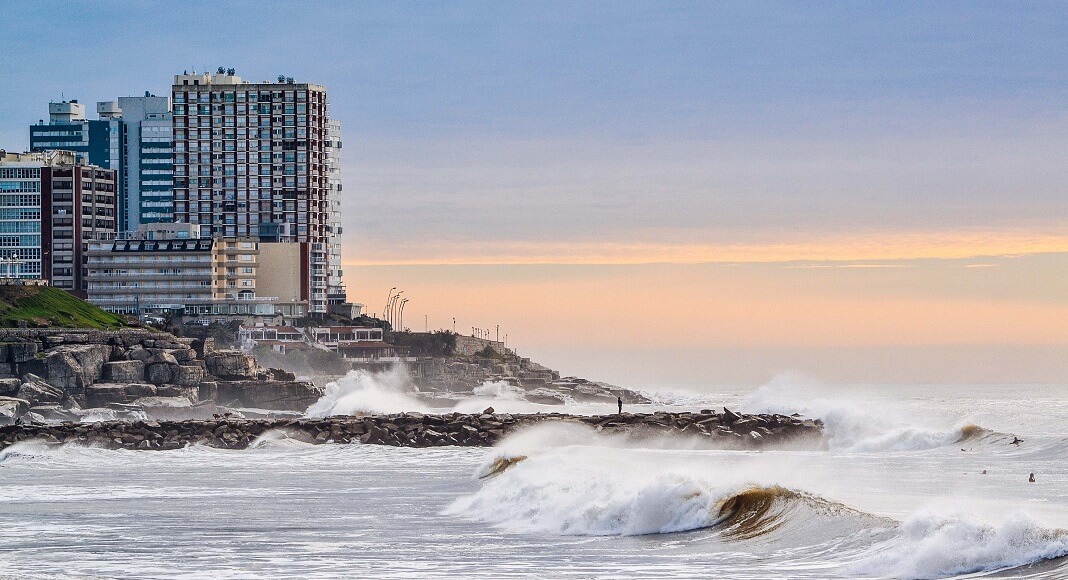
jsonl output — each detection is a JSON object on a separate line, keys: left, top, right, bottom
{"left": 1, "top": 1, "right": 1066, "bottom": 386}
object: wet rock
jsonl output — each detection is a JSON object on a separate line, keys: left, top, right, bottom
{"left": 722, "top": 407, "right": 741, "bottom": 424}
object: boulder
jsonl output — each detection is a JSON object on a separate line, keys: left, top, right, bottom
{"left": 41, "top": 344, "right": 111, "bottom": 395}
{"left": 85, "top": 383, "right": 156, "bottom": 406}
{"left": 0, "top": 377, "right": 21, "bottom": 397}
{"left": 27, "top": 404, "right": 78, "bottom": 422}
{"left": 215, "top": 380, "right": 324, "bottom": 411}
{"left": 145, "top": 363, "right": 176, "bottom": 385}
{"left": 156, "top": 385, "right": 199, "bottom": 403}
{"left": 16, "top": 379, "right": 65, "bottom": 405}
{"left": 722, "top": 407, "right": 741, "bottom": 424}
{"left": 0, "top": 396, "right": 30, "bottom": 423}
{"left": 128, "top": 347, "right": 151, "bottom": 361}
{"left": 129, "top": 396, "right": 199, "bottom": 420}
{"left": 169, "top": 348, "right": 196, "bottom": 363}
{"left": 145, "top": 352, "right": 178, "bottom": 366}
{"left": 102, "top": 360, "right": 145, "bottom": 383}
{"left": 173, "top": 364, "right": 206, "bottom": 387}
{"left": 205, "top": 350, "right": 259, "bottom": 379}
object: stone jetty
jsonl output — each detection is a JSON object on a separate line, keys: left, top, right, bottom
{"left": 0, "top": 408, "right": 823, "bottom": 451}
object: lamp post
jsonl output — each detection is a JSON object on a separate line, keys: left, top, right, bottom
{"left": 387, "top": 290, "right": 403, "bottom": 329}
{"left": 396, "top": 292, "right": 405, "bottom": 327}
{"left": 398, "top": 299, "right": 409, "bottom": 332}
{"left": 386, "top": 286, "right": 399, "bottom": 322}
{"left": 496, "top": 325, "right": 499, "bottom": 343}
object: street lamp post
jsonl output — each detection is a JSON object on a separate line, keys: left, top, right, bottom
{"left": 387, "top": 290, "right": 403, "bottom": 329}
{"left": 386, "top": 288, "right": 399, "bottom": 324}
{"left": 399, "top": 299, "right": 409, "bottom": 331}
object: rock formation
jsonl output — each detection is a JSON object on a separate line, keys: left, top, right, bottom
{"left": 0, "top": 329, "right": 322, "bottom": 425}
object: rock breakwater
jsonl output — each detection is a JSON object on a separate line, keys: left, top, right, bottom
{"left": 0, "top": 408, "right": 822, "bottom": 451}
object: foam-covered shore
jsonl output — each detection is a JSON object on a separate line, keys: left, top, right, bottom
{"left": 0, "top": 408, "right": 822, "bottom": 451}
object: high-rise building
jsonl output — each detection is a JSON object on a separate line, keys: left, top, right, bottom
{"left": 115, "top": 95, "right": 175, "bottom": 231}
{"left": 29, "top": 95, "right": 174, "bottom": 234}
{"left": 324, "top": 118, "right": 346, "bottom": 305}
{"left": 0, "top": 150, "right": 117, "bottom": 295}
{"left": 170, "top": 71, "right": 344, "bottom": 315}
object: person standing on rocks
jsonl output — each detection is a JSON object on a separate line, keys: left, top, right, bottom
{"left": 617, "top": 396, "right": 623, "bottom": 414}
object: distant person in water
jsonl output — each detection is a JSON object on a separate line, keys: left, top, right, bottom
{"left": 1029, "top": 472, "right": 1036, "bottom": 483}
{"left": 617, "top": 396, "right": 623, "bottom": 414}
{"left": 1011, "top": 436, "right": 1023, "bottom": 445}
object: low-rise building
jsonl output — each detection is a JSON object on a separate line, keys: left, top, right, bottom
{"left": 86, "top": 223, "right": 308, "bottom": 322}
{"left": 237, "top": 324, "right": 399, "bottom": 360}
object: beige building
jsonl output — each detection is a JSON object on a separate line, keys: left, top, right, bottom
{"left": 86, "top": 223, "right": 308, "bottom": 322}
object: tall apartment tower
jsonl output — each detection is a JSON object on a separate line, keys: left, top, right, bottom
{"left": 114, "top": 95, "right": 174, "bottom": 230}
{"left": 324, "top": 118, "right": 346, "bottom": 305}
{"left": 30, "top": 96, "right": 174, "bottom": 234}
{"left": 170, "top": 71, "right": 344, "bottom": 315}
{"left": 0, "top": 150, "right": 117, "bottom": 295}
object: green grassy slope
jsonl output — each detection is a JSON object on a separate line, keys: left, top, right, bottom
{"left": 0, "top": 285, "right": 128, "bottom": 329}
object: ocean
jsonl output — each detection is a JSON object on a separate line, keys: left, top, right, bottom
{"left": 1, "top": 379, "right": 1066, "bottom": 579}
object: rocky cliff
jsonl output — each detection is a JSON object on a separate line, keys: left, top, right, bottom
{"left": 0, "top": 329, "right": 322, "bottom": 425}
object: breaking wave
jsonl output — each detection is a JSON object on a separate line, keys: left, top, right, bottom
{"left": 742, "top": 376, "right": 1005, "bottom": 452}
{"left": 854, "top": 511, "right": 1068, "bottom": 579}
{"left": 451, "top": 433, "right": 1068, "bottom": 578}
{"left": 306, "top": 367, "right": 428, "bottom": 416}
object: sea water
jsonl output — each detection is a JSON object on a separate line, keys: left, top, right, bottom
{"left": 1, "top": 379, "right": 1066, "bottom": 579}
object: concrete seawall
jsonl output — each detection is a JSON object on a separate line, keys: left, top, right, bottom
{"left": 0, "top": 409, "right": 823, "bottom": 451}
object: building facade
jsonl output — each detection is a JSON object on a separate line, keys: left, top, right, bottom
{"left": 169, "top": 72, "right": 342, "bottom": 315}
{"left": 114, "top": 95, "right": 175, "bottom": 231}
{"left": 0, "top": 150, "right": 118, "bottom": 294}
{"left": 86, "top": 223, "right": 308, "bottom": 323}
{"left": 30, "top": 96, "right": 174, "bottom": 235}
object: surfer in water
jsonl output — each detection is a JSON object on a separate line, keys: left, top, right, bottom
{"left": 617, "top": 396, "right": 623, "bottom": 414}
{"left": 1011, "top": 436, "right": 1023, "bottom": 445}
{"left": 1029, "top": 473, "right": 1036, "bottom": 483}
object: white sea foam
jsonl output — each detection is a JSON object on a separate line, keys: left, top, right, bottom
{"left": 305, "top": 367, "right": 428, "bottom": 416}
{"left": 449, "top": 449, "right": 734, "bottom": 535}
{"left": 854, "top": 511, "right": 1068, "bottom": 579}
{"left": 742, "top": 374, "right": 981, "bottom": 452}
